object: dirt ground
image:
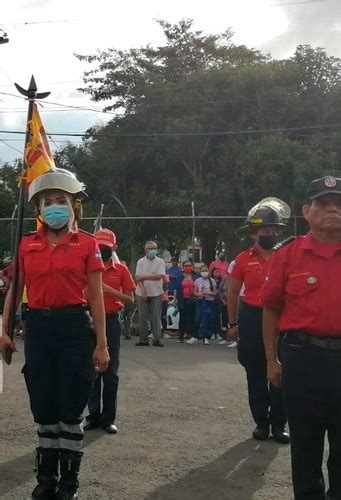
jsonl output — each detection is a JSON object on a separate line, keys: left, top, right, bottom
{"left": 0, "top": 335, "right": 295, "bottom": 500}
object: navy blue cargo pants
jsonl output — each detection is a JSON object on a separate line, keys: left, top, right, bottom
{"left": 282, "top": 332, "right": 341, "bottom": 500}
{"left": 238, "top": 302, "right": 286, "bottom": 427}
{"left": 23, "top": 306, "right": 96, "bottom": 451}
{"left": 87, "top": 313, "right": 121, "bottom": 425}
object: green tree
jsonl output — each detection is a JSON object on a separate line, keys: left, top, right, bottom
{"left": 37, "top": 21, "right": 341, "bottom": 260}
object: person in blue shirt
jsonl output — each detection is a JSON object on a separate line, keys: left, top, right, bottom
{"left": 167, "top": 257, "right": 183, "bottom": 295}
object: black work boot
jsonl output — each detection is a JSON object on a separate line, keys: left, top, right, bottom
{"left": 271, "top": 424, "right": 290, "bottom": 444}
{"left": 252, "top": 422, "right": 270, "bottom": 441}
{"left": 30, "top": 447, "right": 59, "bottom": 499}
{"left": 55, "top": 450, "right": 83, "bottom": 500}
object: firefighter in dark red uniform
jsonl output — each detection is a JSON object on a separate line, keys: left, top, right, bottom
{"left": 262, "top": 176, "right": 341, "bottom": 500}
{"left": 84, "top": 229, "right": 135, "bottom": 434}
{"left": 227, "top": 201, "right": 290, "bottom": 444}
{"left": 0, "top": 169, "right": 109, "bottom": 500}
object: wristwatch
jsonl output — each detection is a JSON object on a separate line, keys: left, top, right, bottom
{"left": 228, "top": 322, "right": 238, "bottom": 328}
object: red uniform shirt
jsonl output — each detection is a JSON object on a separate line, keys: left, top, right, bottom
{"left": 261, "top": 233, "right": 341, "bottom": 337}
{"left": 19, "top": 229, "right": 104, "bottom": 308}
{"left": 102, "top": 262, "right": 136, "bottom": 314}
{"left": 231, "top": 247, "right": 270, "bottom": 307}
{"left": 182, "top": 278, "right": 195, "bottom": 298}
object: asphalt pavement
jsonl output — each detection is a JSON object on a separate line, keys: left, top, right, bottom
{"left": 0, "top": 335, "right": 295, "bottom": 499}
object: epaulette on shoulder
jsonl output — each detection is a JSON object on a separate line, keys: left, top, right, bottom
{"left": 78, "top": 229, "right": 95, "bottom": 238}
{"left": 273, "top": 236, "right": 296, "bottom": 251}
{"left": 22, "top": 231, "right": 37, "bottom": 237}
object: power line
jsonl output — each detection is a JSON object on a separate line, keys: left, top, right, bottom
{"left": 36, "top": 98, "right": 115, "bottom": 115}
{"left": 1, "top": 19, "right": 77, "bottom": 27}
{"left": 0, "top": 91, "right": 29, "bottom": 100}
{"left": 0, "top": 139, "right": 22, "bottom": 154}
{"left": 269, "top": 0, "right": 326, "bottom": 5}
{"left": 1, "top": 90, "right": 339, "bottom": 116}
{"left": 0, "top": 108, "right": 110, "bottom": 113}
{"left": 0, "top": 91, "right": 116, "bottom": 116}
{"left": 0, "top": 81, "right": 81, "bottom": 87}
{"left": 0, "top": 93, "right": 333, "bottom": 114}
{"left": 0, "top": 122, "right": 341, "bottom": 138}
{"left": 0, "top": 90, "right": 110, "bottom": 114}
{"left": 0, "top": 138, "right": 83, "bottom": 144}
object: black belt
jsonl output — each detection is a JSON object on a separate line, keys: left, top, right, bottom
{"left": 106, "top": 312, "right": 119, "bottom": 318}
{"left": 284, "top": 331, "right": 341, "bottom": 350}
{"left": 27, "top": 304, "right": 87, "bottom": 317}
{"left": 242, "top": 302, "right": 262, "bottom": 311}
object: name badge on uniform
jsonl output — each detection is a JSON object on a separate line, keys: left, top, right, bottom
{"left": 307, "top": 276, "right": 317, "bottom": 285}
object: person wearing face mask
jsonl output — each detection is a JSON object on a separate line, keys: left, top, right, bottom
{"left": 177, "top": 261, "right": 198, "bottom": 343}
{"left": 84, "top": 229, "right": 135, "bottom": 434}
{"left": 0, "top": 168, "right": 109, "bottom": 500}
{"left": 135, "top": 241, "right": 166, "bottom": 346}
{"left": 261, "top": 176, "right": 341, "bottom": 500}
{"left": 211, "top": 267, "right": 224, "bottom": 341}
{"left": 209, "top": 252, "right": 229, "bottom": 278}
{"left": 187, "top": 265, "right": 217, "bottom": 345}
{"left": 227, "top": 202, "right": 290, "bottom": 444}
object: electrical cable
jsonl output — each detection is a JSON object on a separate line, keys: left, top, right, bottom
{"left": 0, "top": 122, "right": 341, "bottom": 138}
{"left": 0, "top": 139, "right": 23, "bottom": 154}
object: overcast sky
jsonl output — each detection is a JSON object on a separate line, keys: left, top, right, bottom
{"left": 0, "top": 0, "right": 340, "bottom": 163}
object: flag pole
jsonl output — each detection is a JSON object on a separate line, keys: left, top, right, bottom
{"left": 93, "top": 203, "right": 104, "bottom": 234}
{"left": 2, "top": 76, "right": 50, "bottom": 365}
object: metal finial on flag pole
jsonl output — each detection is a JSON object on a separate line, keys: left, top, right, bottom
{"left": 14, "top": 75, "right": 50, "bottom": 100}
{"left": 2, "top": 76, "right": 50, "bottom": 365}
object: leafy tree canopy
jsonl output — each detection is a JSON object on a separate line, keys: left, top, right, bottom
{"left": 2, "top": 20, "right": 341, "bottom": 262}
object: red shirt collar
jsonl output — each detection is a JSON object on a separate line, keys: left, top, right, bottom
{"left": 104, "top": 259, "right": 118, "bottom": 271}
{"left": 34, "top": 228, "right": 80, "bottom": 244}
{"left": 301, "top": 232, "right": 341, "bottom": 257}
{"left": 249, "top": 246, "right": 266, "bottom": 260}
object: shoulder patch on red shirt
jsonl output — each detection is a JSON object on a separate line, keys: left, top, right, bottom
{"left": 78, "top": 229, "right": 96, "bottom": 238}
{"left": 273, "top": 236, "right": 296, "bottom": 251}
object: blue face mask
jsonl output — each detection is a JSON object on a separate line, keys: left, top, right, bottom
{"left": 147, "top": 249, "right": 157, "bottom": 259}
{"left": 42, "top": 204, "right": 71, "bottom": 230}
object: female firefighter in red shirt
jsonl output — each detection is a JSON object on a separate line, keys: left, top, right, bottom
{"left": 85, "top": 229, "right": 136, "bottom": 434}
{"left": 227, "top": 200, "right": 290, "bottom": 444}
{"left": 0, "top": 168, "right": 109, "bottom": 500}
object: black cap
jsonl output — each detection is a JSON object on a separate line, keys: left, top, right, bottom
{"left": 241, "top": 207, "right": 286, "bottom": 229}
{"left": 306, "top": 176, "right": 341, "bottom": 200}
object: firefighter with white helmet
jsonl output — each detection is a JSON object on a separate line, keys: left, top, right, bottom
{"left": 0, "top": 168, "right": 109, "bottom": 500}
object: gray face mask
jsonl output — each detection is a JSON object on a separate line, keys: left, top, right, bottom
{"left": 258, "top": 234, "right": 278, "bottom": 250}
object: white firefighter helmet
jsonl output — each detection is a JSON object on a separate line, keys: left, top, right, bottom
{"left": 28, "top": 168, "right": 86, "bottom": 202}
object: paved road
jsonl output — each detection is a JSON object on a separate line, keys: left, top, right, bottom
{"left": 0, "top": 336, "right": 294, "bottom": 499}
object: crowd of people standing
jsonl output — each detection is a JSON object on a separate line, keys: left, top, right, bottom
{"left": 133, "top": 249, "right": 236, "bottom": 347}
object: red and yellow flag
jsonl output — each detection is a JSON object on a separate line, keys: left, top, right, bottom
{"left": 25, "top": 103, "right": 55, "bottom": 184}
